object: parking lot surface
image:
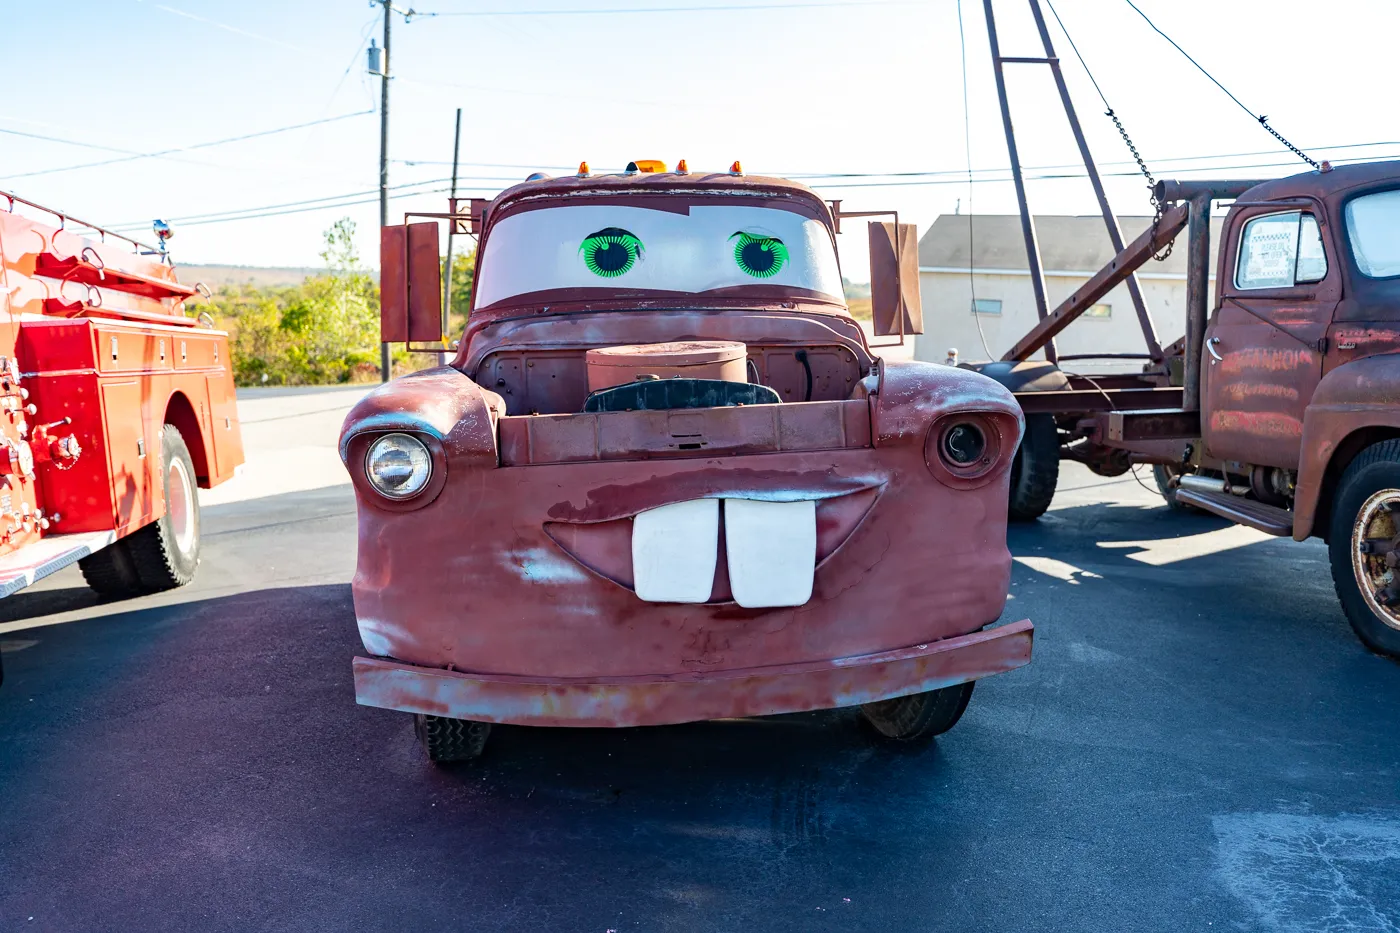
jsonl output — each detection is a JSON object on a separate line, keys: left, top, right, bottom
{"left": 1, "top": 388, "right": 1397, "bottom": 932}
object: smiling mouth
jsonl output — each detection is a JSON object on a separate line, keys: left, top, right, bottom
{"left": 543, "top": 486, "right": 881, "bottom": 607}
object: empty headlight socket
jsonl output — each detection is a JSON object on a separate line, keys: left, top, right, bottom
{"left": 923, "top": 411, "right": 1016, "bottom": 490}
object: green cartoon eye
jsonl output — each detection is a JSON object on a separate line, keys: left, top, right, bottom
{"left": 730, "top": 232, "right": 788, "bottom": 278}
{"left": 580, "top": 228, "right": 643, "bottom": 277}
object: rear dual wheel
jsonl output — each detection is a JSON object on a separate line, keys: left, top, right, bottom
{"left": 79, "top": 424, "right": 201, "bottom": 598}
{"left": 1008, "top": 414, "right": 1059, "bottom": 522}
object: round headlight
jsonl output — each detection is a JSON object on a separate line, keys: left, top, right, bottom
{"left": 365, "top": 433, "right": 432, "bottom": 499}
{"left": 941, "top": 422, "right": 987, "bottom": 466}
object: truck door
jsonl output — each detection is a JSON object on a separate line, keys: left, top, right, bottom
{"left": 1202, "top": 207, "right": 1339, "bottom": 470}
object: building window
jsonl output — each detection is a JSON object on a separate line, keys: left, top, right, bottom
{"left": 1085, "top": 303, "right": 1111, "bottom": 319}
{"left": 971, "top": 298, "right": 1001, "bottom": 315}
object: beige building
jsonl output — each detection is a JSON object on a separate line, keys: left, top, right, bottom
{"left": 913, "top": 214, "right": 1223, "bottom": 371}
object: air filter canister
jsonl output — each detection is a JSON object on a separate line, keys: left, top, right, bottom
{"left": 584, "top": 340, "right": 748, "bottom": 392}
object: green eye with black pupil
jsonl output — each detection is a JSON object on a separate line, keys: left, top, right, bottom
{"left": 580, "top": 228, "right": 642, "bottom": 277}
{"left": 730, "top": 232, "right": 788, "bottom": 278}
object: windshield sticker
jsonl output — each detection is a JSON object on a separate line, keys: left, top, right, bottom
{"left": 730, "top": 232, "right": 788, "bottom": 278}
{"left": 580, "top": 228, "right": 644, "bottom": 278}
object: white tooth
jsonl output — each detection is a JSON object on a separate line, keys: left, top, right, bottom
{"left": 631, "top": 498, "right": 718, "bottom": 603}
{"left": 724, "top": 498, "right": 816, "bottom": 608}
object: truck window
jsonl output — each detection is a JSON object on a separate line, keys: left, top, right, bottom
{"left": 1346, "top": 189, "right": 1400, "bottom": 278}
{"left": 1235, "top": 210, "right": 1327, "bottom": 290}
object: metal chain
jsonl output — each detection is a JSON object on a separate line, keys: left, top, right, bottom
{"left": 1257, "top": 115, "right": 1319, "bottom": 169}
{"left": 1106, "top": 108, "right": 1172, "bottom": 262}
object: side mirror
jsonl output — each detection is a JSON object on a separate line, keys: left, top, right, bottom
{"left": 868, "top": 221, "right": 923, "bottom": 337}
{"left": 380, "top": 222, "right": 444, "bottom": 343}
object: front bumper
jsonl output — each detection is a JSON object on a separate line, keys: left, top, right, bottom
{"left": 353, "top": 618, "right": 1032, "bottom": 728}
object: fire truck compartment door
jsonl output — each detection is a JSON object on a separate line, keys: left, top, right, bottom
{"left": 101, "top": 380, "right": 154, "bottom": 534}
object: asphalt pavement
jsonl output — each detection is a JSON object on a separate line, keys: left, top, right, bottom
{"left": 1, "top": 387, "right": 1397, "bottom": 933}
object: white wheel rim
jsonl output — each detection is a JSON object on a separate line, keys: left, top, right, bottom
{"left": 1351, "top": 488, "right": 1400, "bottom": 632}
{"left": 168, "top": 456, "right": 196, "bottom": 556}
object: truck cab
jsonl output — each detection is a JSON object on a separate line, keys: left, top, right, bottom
{"left": 1179, "top": 161, "right": 1400, "bottom": 656}
{"left": 340, "top": 162, "right": 1033, "bottom": 761}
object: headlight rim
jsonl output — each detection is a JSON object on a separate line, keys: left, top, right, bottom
{"left": 347, "top": 430, "right": 447, "bottom": 511}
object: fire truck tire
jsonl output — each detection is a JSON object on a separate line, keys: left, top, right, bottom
{"left": 414, "top": 714, "right": 492, "bottom": 762}
{"left": 1008, "top": 413, "right": 1059, "bottom": 522}
{"left": 859, "top": 682, "right": 974, "bottom": 743}
{"left": 125, "top": 424, "right": 201, "bottom": 592}
{"left": 1328, "top": 441, "right": 1400, "bottom": 659}
{"left": 78, "top": 541, "right": 144, "bottom": 598}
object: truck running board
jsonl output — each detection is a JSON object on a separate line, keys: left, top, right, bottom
{"left": 1173, "top": 489, "right": 1292, "bottom": 536}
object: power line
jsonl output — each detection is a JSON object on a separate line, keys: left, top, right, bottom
{"left": 414, "top": 0, "right": 915, "bottom": 15}
{"left": 97, "top": 148, "right": 1399, "bottom": 232}
{"left": 2, "top": 110, "right": 375, "bottom": 181}
{"left": 1121, "top": 0, "right": 1316, "bottom": 168}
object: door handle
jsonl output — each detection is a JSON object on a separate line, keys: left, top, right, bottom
{"left": 1206, "top": 336, "right": 1223, "bottom": 363}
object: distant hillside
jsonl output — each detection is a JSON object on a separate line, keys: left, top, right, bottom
{"left": 175, "top": 264, "right": 324, "bottom": 288}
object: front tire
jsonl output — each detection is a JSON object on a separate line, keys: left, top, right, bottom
{"left": 79, "top": 540, "right": 144, "bottom": 598}
{"left": 125, "top": 424, "right": 201, "bottom": 592}
{"left": 859, "top": 682, "right": 974, "bottom": 743}
{"left": 1008, "top": 413, "right": 1059, "bottom": 522}
{"left": 1328, "top": 439, "right": 1400, "bottom": 658}
{"left": 414, "top": 714, "right": 492, "bottom": 762}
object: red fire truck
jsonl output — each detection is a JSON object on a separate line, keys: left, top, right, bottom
{"left": 0, "top": 193, "right": 243, "bottom": 648}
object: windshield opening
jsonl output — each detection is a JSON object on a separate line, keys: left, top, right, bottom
{"left": 474, "top": 202, "right": 844, "bottom": 308}
{"left": 1346, "top": 188, "right": 1400, "bottom": 279}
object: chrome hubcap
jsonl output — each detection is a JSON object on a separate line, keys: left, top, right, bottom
{"left": 1351, "top": 488, "right": 1400, "bottom": 631}
{"left": 168, "top": 457, "right": 196, "bottom": 556}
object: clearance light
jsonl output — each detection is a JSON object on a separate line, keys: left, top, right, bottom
{"left": 675, "top": 159, "right": 689, "bottom": 175}
{"left": 633, "top": 159, "right": 667, "bottom": 173}
{"left": 623, "top": 161, "right": 639, "bottom": 175}
{"left": 729, "top": 160, "right": 743, "bottom": 175}
{"left": 578, "top": 161, "right": 591, "bottom": 176}
{"left": 365, "top": 433, "right": 432, "bottom": 499}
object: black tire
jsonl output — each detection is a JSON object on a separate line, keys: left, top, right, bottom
{"left": 79, "top": 540, "right": 144, "bottom": 598}
{"left": 125, "top": 424, "right": 201, "bottom": 592}
{"left": 859, "top": 682, "right": 974, "bottom": 744}
{"left": 1008, "top": 413, "right": 1059, "bottom": 522}
{"left": 1154, "top": 464, "right": 1200, "bottom": 513}
{"left": 414, "top": 714, "right": 492, "bottom": 762}
{"left": 1328, "top": 440, "right": 1400, "bottom": 658}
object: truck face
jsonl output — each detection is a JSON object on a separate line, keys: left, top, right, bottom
{"left": 343, "top": 171, "right": 1031, "bottom": 753}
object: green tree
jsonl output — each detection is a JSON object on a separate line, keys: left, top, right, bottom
{"left": 200, "top": 216, "right": 383, "bottom": 385}
{"left": 442, "top": 248, "right": 476, "bottom": 343}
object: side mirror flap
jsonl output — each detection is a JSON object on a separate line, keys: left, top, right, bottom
{"left": 868, "top": 221, "right": 923, "bottom": 337}
{"left": 380, "top": 222, "right": 444, "bottom": 344}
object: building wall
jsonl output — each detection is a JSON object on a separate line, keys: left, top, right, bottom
{"left": 913, "top": 268, "right": 1214, "bottom": 371}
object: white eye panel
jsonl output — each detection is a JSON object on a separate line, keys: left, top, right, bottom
{"left": 474, "top": 204, "right": 843, "bottom": 307}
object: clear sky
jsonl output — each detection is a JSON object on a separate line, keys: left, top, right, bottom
{"left": 2, "top": 0, "right": 1395, "bottom": 276}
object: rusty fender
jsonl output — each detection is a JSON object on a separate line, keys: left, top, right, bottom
{"left": 1294, "top": 353, "right": 1400, "bottom": 540}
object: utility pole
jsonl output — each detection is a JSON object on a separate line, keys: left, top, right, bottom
{"left": 373, "top": 1, "right": 394, "bottom": 382}
{"left": 440, "top": 108, "right": 462, "bottom": 366}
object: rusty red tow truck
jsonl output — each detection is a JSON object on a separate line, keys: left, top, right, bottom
{"left": 340, "top": 161, "right": 1032, "bottom": 761}
{"left": 971, "top": 160, "right": 1400, "bottom": 658}
{"left": 0, "top": 193, "right": 244, "bottom": 680}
